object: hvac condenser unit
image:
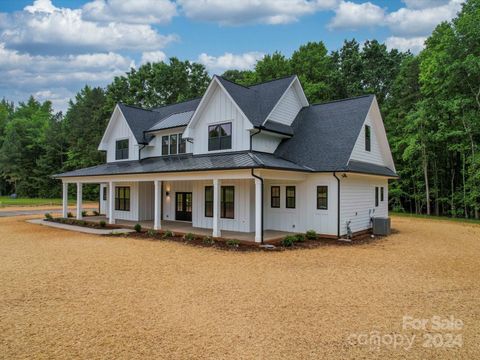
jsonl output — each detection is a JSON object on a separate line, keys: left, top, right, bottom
{"left": 372, "top": 217, "right": 391, "bottom": 236}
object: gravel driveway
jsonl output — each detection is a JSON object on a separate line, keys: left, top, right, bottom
{"left": 0, "top": 214, "right": 478, "bottom": 359}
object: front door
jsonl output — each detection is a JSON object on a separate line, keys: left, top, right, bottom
{"left": 175, "top": 192, "right": 192, "bottom": 221}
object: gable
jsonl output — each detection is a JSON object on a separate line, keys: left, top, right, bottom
{"left": 267, "top": 85, "right": 303, "bottom": 126}
{"left": 348, "top": 98, "right": 395, "bottom": 171}
{"left": 188, "top": 82, "right": 252, "bottom": 154}
{"left": 99, "top": 106, "right": 138, "bottom": 162}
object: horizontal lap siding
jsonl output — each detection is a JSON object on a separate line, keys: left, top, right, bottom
{"left": 268, "top": 86, "right": 302, "bottom": 126}
{"left": 340, "top": 175, "right": 388, "bottom": 235}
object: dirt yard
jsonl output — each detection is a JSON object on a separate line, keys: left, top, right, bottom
{"left": 0, "top": 213, "right": 479, "bottom": 359}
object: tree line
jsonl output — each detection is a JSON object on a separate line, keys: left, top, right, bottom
{"left": 0, "top": 0, "right": 478, "bottom": 217}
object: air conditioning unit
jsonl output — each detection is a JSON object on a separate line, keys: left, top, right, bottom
{"left": 372, "top": 217, "right": 391, "bottom": 236}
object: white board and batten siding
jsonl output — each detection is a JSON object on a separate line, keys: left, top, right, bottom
{"left": 340, "top": 174, "right": 388, "bottom": 235}
{"left": 192, "top": 179, "right": 253, "bottom": 232}
{"left": 191, "top": 85, "right": 251, "bottom": 154}
{"left": 105, "top": 111, "right": 138, "bottom": 163}
{"left": 162, "top": 181, "right": 193, "bottom": 221}
{"left": 263, "top": 174, "right": 338, "bottom": 236}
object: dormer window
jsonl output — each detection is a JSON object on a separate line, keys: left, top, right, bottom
{"left": 208, "top": 123, "right": 232, "bottom": 151}
{"left": 365, "top": 125, "right": 371, "bottom": 152}
{"left": 115, "top": 139, "right": 129, "bottom": 160}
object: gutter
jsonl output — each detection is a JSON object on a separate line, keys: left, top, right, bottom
{"left": 138, "top": 144, "right": 147, "bottom": 160}
{"left": 333, "top": 172, "right": 341, "bottom": 238}
{"left": 250, "top": 128, "right": 264, "bottom": 244}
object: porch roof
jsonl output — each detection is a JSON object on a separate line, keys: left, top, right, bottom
{"left": 53, "top": 151, "right": 310, "bottom": 178}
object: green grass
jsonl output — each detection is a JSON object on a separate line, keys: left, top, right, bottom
{"left": 391, "top": 211, "right": 480, "bottom": 225}
{"left": 0, "top": 196, "right": 75, "bottom": 208}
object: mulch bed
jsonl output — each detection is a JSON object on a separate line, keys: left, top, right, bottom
{"left": 110, "top": 229, "right": 384, "bottom": 252}
{"left": 47, "top": 217, "right": 122, "bottom": 230}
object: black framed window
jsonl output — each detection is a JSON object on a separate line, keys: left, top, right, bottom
{"left": 317, "top": 186, "right": 328, "bottom": 210}
{"left": 286, "top": 186, "right": 296, "bottom": 209}
{"left": 178, "top": 134, "right": 186, "bottom": 154}
{"left": 375, "top": 187, "right": 379, "bottom": 207}
{"left": 221, "top": 186, "right": 234, "bottom": 219}
{"left": 208, "top": 122, "right": 232, "bottom": 151}
{"left": 271, "top": 186, "right": 280, "bottom": 208}
{"left": 380, "top": 187, "right": 384, "bottom": 202}
{"left": 161, "top": 135, "right": 169, "bottom": 155}
{"left": 115, "top": 139, "right": 129, "bottom": 160}
{"left": 205, "top": 186, "right": 213, "bottom": 217}
{"left": 115, "top": 186, "right": 130, "bottom": 211}
{"left": 169, "top": 134, "right": 177, "bottom": 155}
{"left": 365, "top": 125, "right": 371, "bottom": 152}
{"left": 102, "top": 187, "right": 107, "bottom": 201}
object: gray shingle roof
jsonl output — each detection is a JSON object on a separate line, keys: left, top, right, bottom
{"left": 215, "top": 75, "right": 296, "bottom": 127}
{"left": 274, "top": 95, "right": 376, "bottom": 172}
{"left": 53, "top": 151, "right": 308, "bottom": 178}
{"left": 118, "top": 98, "right": 200, "bottom": 143}
{"left": 147, "top": 111, "right": 194, "bottom": 132}
{"left": 346, "top": 160, "right": 398, "bottom": 177}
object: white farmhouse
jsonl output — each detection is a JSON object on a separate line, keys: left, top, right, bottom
{"left": 54, "top": 75, "right": 397, "bottom": 242}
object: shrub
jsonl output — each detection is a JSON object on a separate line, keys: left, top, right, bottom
{"left": 93, "top": 210, "right": 100, "bottom": 216}
{"left": 295, "top": 234, "right": 305, "bottom": 242}
{"left": 306, "top": 230, "right": 317, "bottom": 240}
{"left": 147, "top": 229, "right": 156, "bottom": 237}
{"left": 281, "top": 235, "right": 297, "bottom": 247}
{"left": 202, "top": 236, "right": 214, "bottom": 245}
{"left": 81, "top": 210, "right": 87, "bottom": 217}
{"left": 226, "top": 239, "right": 240, "bottom": 247}
{"left": 134, "top": 223, "right": 142, "bottom": 232}
{"left": 184, "top": 232, "right": 195, "bottom": 241}
{"left": 67, "top": 212, "right": 73, "bottom": 218}
{"left": 44, "top": 212, "right": 53, "bottom": 220}
{"left": 99, "top": 220, "right": 106, "bottom": 228}
{"left": 79, "top": 220, "right": 87, "bottom": 226}
{"left": 162, "top": 230, "right": 173, "bottom": 238}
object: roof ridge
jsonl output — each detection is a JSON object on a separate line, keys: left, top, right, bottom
{"left": 118, "top": 102, "right": 155, "bottom": 112}
{"left": 309, "top": 94, "right": 374, "bottom": 107}
{"left": 215, "top": 75, "right": 252, "bottom": 90}
{"left": 151, "top": 97, "right": 202, "bottom": 111}
{"left": 247, "top": 74, "right": 296, "bottom": 88}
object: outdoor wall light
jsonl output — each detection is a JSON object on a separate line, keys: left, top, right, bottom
{"left": 166, "top": 191, "right": 170, "bottom": 197}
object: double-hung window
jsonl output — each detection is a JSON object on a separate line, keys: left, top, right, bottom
{"left": 286, "top": 186, "right": 296, "bottom": 209}
{"left": 271, "top": 186, "right": 280, "bottom": 208}
{"left": 115, "top": 186, "right": 130, "bottom": 211}
{"left": 208, "top": 123, "right": 232, "bottom": 151}
{"left": 375, "top": 187, "right": 379, "bottom": 207}
{"left": 380, "top": 187, "right": 384, "bottom": 202}
{"left": 317, "top": 186, "right": 328, "bottom": 210}
{"left": 115, "top": 139, "right": 129, "bottom": 160}
{"left": 170, "top": 134, "right": 178, "bottom": 155}
{"left": 204, "top": 185, "right": 235, "bottom": 218}
{"left": 161, "top": 136, "right": 169, "bottom": 155}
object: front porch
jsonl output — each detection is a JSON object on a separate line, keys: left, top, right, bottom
{"left": 86, "top": 216, "right": 292, "bottom": 242}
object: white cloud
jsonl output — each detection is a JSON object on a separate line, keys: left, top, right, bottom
{"left": 0, "top": 43, "right": 134, "bottom": 112}
{"left": 386, "top": 0, "right": 463, "bottom": 36}
{"left": 178, "top": 0, "right": 338, "bottom": 25}
{"left": 82, "top": 0, "right": 177, "bottom": 24}
{"left": 197, "top": 52, "right": 264, "bottom": 73}
{"left": 0, "top": 0, "right": 177, "bottom": 54}
{"left": 385, "top": 36, "right": 426, "bottom": 54}
{"left": 141, "top": 50, "right": 167, "bottom": 65}
{"left": 328, "top": 1, "right": 385, "bottom": 30}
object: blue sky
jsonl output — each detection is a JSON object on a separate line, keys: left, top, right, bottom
{"left": 0, "top": 0, "right": 464, "bottom": 111}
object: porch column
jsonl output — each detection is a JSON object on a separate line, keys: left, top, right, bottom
{"left": 62, "top": 182, "right": 68, "bottom": 218}
{"left": 212, "top": 178, "right": 221, "bottom": 237}
{"left": 255, "top": 178, "right": 262, "bottom": 243}
{"left": 76, "top": 182, "right": 83, "bottom": 220}
{"left": 154, "top": 180, "right": 162, "bottom": 230}
{"left": 108, "top": 181, "right": 115, "bottom": 224}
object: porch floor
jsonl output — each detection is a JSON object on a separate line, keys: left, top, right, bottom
{"left": 86, "top": 216, "right": 293, "bottom": 242}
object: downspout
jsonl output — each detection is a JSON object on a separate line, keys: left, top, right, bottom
{"left": 138, "top": 143, "right": 146, "bottom": 160}
{"left": 333, "top": 172, "right": 341, "bottom": 238}
{"left": 250, "top": 128, "right": 264, "bottom": 244}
